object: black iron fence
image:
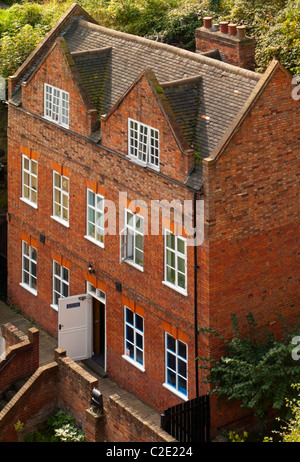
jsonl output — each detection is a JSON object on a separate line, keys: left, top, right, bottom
{"left": 161, "top": 395, "right": 210, "bottom": 442}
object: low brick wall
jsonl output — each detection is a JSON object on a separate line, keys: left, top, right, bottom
{"left": 55, "top": 348, "right": 99, "bottom": 431}
{"left": 0, "top": 362, "right": 58, "bottom": 442}
{"left": 104, "top": 394, "right": 177, "bottom": 443}
{"left": 0, "top": 323, "right": 39, "bottom": 393}
{"left": 0, "top": 337, "right": 176, "bottom": 442}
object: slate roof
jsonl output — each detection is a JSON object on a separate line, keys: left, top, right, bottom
{"left": 9, "top": 5, "right": 262, "bottom": 190}
{"left": 61, "top": 18, "right": 260, "bottom": 161}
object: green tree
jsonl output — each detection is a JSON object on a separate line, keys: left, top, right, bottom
{"left": 199, "top": 313, "right": 300, "bottom": 422}
{"left": 0, "top": 23, "right": 50, "bottom": 78}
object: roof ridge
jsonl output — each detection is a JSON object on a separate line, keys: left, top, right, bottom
{"left": 77, "top": 19, "right": 261, "bottom": 82}
{"left": 161, "top": 76, "right": 202, "bottom": 88}
{"left": 71, "top": 47, "right": 112, "bottom": 58}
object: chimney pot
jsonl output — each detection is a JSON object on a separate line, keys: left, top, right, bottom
{"left": 236, "top": 25, "right": 246, "bottom": 39}
{"left": 220, "top": 21, "right": 228, "bottom": 34}
{"left": 203, "top": 17, "right": 212, "bottom": 29}
{"left": 228, "top": 24, "right": 237, "bottom": 35}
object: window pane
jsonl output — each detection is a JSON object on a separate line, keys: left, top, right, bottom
{"left": 178, "top": 376, "right": 187, "bottom": 395}
{"left": 167, "top": 369, "right": 176, "bottom": 388}
{"left": 31, "top": 262, "right": 37, "bottom": 277}
{"left": 177, "top": 256, "right": 185, "bottom": 274}
{"left": 167, "top": 352, "right": 176, "bottom": 371}
{"left": 135, "top": 314, "right": 143, "bottom": 332}
{"left": 136, "top": 332, "right": 143, "bottom": 349}
{"left": 135, "top": 249, "right": 143, "bottom": 267}
{"left": 166, "top": 266, "right": 176, "bottom": 284}
{"left": 62, "top": 282, "right": 69, "bottom": 297}
{"left": 23, "top": 271, "right": 29, "bottom": 285}
{"left": 178, "top": 341, "right": 186, "bottom": 359}
{"left": 31, "top": 276, "right": 37, "bottom": 291}
{"left": 166, "top": 232, "right": 175, "bottom": 250}
{"left": 24, "top": 172, "right": 30, "bottom": 187}
{"left": 54, "top": 173, "right": 61, "bottom": 188}
{"left": 178, "top": 358, "right": 187, "bottom": 377}
{"left": 177, "top": 238, "right": 185, "bottom": 255}
{"left": 126, "top": 211, "right": 133, "bottom": 227}
{"left": 166, "top": 249, "right": 175, "bottom": 268}
{"left": 88, "top": 222, "right": 95, "bottom": 237}
{"left": 23, "top": 258, "right": 29, "bottom": 272}
{"left": 167, "top": 334, "right": 176, "bottom": 352}
{"left": 31, "top": 161, "right": 37, "bottom": 176}
{"left": 136, "top": 216, "right": 143, "bottom": 233}
{"left": 135, "top": 234, "right": 143, "bottom": 251}
{"left": 97, "top": 195, "right": 103, "bottom": 210}
{"left": 126, "top": 341, "right": 134, "bottom": 360}
{"left": 62, "top": 267, "right": 69, "bottom": 282}
{"left": 178, "top": 272, "right": 186, "bottom": 289}
{"left": 88, "top": 190, "right": 95, "bottom": 206}
{"left": 126, "top": 307, "right": 133, "bottom": 325}
{"left": 31, "top": 247, "right": 37, "bottom": 261}
{"left": 54, "top": 277, "right": 60, "bottom": 292}
{"left": 88, "top": 207, "right": 95, "bottom": 223}
{"left": 126, "top": 325, "right": 134, "bottom": 343}
{"left": 23, "top": 186, "right": 30, "bottom": 199}
{"left": 54, "top": 261, "right": 60, "bottom": 275}
{"left": 136, "top": 349, "right": 143, "bottom": 365}
{"left": 62, "top": 178, "right": 69, "bottom": 193}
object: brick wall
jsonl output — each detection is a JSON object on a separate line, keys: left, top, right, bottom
{"left": 22, "top": 38, "right": 97, "bottom": 138}
{"left": 0, "top": 362, "right": 58, "bottom": 442}
{"left": 0, "top": 347, "right": 179, "bottom": 442}
{"left": 104, "top": 394, "right": 177, "bottom": 443}
{"left": 0, "top": 324, "right": 39, "bottom": 393}
{"left": 56, "top": 349, "right": 98, "bottom": 429}
{"left": 7, "top": 98, "right": 203, "bottom": 412}
{"left": 202, "top": 63, "right": 300, "bottom": 356}
{"left": 101, "top": 70, "right": 195, "bottom": 183}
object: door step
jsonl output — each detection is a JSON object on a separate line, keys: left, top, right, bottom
{"left": 81, "top": 358, "right": 108, "bottom": 378}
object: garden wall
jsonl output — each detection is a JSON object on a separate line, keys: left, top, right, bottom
{"left": 0, "top": 329, "right": 175, "bottom": 442}
{"left": 0, "top": 323, "right": 39, "bottom": 393}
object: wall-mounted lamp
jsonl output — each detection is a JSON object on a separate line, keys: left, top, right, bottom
{"left": 88, "top": 263, "right": 95, "bottom": 274}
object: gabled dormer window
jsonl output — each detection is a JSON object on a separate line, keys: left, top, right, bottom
{"left": 128, "top": 118, "right": 159, "bottom": 169}
{"left": 44, "top": 84, "right": 69, "bottom": 128}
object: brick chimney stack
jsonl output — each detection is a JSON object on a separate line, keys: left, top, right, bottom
{"left": 195, "top": 18, "right": 256, "bottom": 71}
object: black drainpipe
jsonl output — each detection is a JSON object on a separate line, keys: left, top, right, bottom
{"left": 193, "top": 191, "right": 199, "bottom": 397}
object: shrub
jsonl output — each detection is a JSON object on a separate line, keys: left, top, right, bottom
{"left": 199, "top": 313, "right": 300, "bottom": 422}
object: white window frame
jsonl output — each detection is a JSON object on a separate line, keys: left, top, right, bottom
{"left": 128, "top": 118, "right": 159, "bottom": 169}
{"left": 52, "top": 171, "right": 69, "bottom": 227}
{"left": 51, "top": 260, "right": 69, "bottom": 310}
{"left": 86, "top": 282, "right": 106, "bottom": 304}
{"left": 122, "top": 306, "right": 145, "bottom": 372}
{"left": 120, "top": 209, "right": 144, "bottom": 271}
{"left": 44, "top": 83, "right": 69, "bottom": 128}
{"left": 21, "top": 155, "right": 38, "bottom": 208}
{"left": 20, "top": 240, "right": 37, "bottom": 296}
{"left": 85, "top": 189, "right": 105, "bottom": 248}
{"left": 163, "top": 229, "right": 187, "bottom": 295}
{"left": 163, "top": 332, "right": 188, "bottom": 400}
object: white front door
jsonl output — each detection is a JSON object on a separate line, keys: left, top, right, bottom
{"left": 58, "top": 293, "right": 92, "bottom": 360}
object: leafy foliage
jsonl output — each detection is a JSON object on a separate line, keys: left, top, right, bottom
{"left": 264, "top": 384, "right": 300, "bottom": 442}
{"left": 0, "top": 23, "right": 50, "bottom": 78}
{"left": 0, "top": 0, "right": 299, "bottom": 80}
{"left": 199, "top": 313, "right": 300, "bottom": 421}
{"left": 24, "top": 410, "right": 85, "bottom": 442}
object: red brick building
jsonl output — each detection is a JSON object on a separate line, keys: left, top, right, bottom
{"left": 6, "top": 4, "right": 300, "bottom": 431}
